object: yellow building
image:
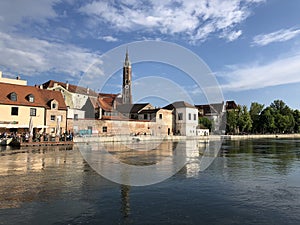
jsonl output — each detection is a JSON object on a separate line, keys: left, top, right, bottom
{"left": 0, "top": 82, "right": 67, "bottom": 136}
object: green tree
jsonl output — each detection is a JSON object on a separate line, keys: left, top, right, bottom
{"left": 270, "top": 100, "right": 294, "bottom": 133}
{"left": 249, "top": 102, "right": 264, "bottom": 133}
{"left": 237, "top": 105, "right": 252, "bottom": 133}
{"left": 270, "top": 99, "right": 290, "bottom": 115}
{"left": 293, "top": 110, "right": 300, "bottom": 133}
{"left": 198, "top": 117, "right": 212, "bottom": 131}
{"left": 276, "top": 114, "right": 294, "bottom": 133}
{"left": 226, "top": 109, "right": 238, "bottom": 134}
{"left": 260, "top": 107, "right": 276, "bottom": 133}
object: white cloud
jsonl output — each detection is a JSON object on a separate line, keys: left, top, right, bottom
{"left": 219, "top": 53, "right": 300, "bottom": 91}
{"left": 0, "top": 32, "right": 101, "bottom": 78}
{"left": 220, "top": 30, "right": 243, "bottom": 42}
{"left": 79, "top": 0, "right": 264, "bottom": 43}
{"left": 99, "top": 35, "right": 119, "bottom": 42}
{"left": 0, "top": 0, "right": 60, "bottom": 31}
{"left": 252, "top": 28, "right": 300, "bottom": 46}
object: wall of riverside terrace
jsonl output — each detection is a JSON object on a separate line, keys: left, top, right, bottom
{"left": 69, "top": 118, "right": 173, "bottom": 137}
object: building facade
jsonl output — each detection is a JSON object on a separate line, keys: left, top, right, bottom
{"left": 164, "top": 101, "right": 198, "bottom": 136}
{"left": 42, "top": 80, "right": 99, "bottom": 120}
{"left": 0, "top": 82, "right": 67, "bottom": 136}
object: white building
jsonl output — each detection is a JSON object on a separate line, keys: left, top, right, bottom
{"left": 164, "top": 101, "right": 198, "bottom": 136}
{"left": 41, "top": 80, "right": 98, "bottom": 120}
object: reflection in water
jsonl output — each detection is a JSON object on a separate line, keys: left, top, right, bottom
{"left": 0, "top": 146, "right": 82, "bottom": 209}
{"left": 77, "top": 139, "right": 218, "bottom": 185}
{"left": 121, "top": 185, "right": 131, "bottom": 218}
{"left": 221, "top": 139, "right": 300, "bottom": 175}
{"left": 0, "top": 139, "right": 299, "bottom": 225}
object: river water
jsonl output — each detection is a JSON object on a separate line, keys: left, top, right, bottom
{"left": 0, "top": 138, "right": 299, "bottom": 225}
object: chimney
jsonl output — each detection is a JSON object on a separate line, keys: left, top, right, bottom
{"left": 0, "top": 71, "right": 2, "bottom": 78}
{"left": 16, "top": 76, "right": 20, "bottom": 80}
{"left": 66, "top": 81, "right": 69, "bottom": 90}
{"left": 87, "top": 87, "right": 89, "bottom": 94}
{"left": 40, "top": 85, "right": 43, "bottom": 89}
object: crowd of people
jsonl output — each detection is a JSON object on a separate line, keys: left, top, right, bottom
{"left": 0, "top": 130, "right": 73, "bottom": 143}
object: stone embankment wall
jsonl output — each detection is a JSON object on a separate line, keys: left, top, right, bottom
{"left": 222, "top": 134, "right": 300, "bottom": 140}
{"left": 74, "top": 135, "right": 215, "bottom": 143}
{"left": 74, "top": 133, "right": 300, "bottom": 143}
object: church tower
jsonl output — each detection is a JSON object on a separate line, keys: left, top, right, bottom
{"left": 122, "top": 49, "right": 132, "bottom": 104}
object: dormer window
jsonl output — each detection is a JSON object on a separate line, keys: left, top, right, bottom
{"left": 28, "top": 94, "right": 34, "bottom": 103}
{"left": 48, "top": 99, "right": 59, "bottom": 110}
{"left": 10, "top": 92, "right": 17, "bottom": 101}
{"left": 50, "top": 99, "right": 58, "bottom": 110}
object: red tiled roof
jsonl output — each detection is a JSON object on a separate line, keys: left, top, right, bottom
{"left": 0, "top": 82, "right": 67, "bottom": 110}
{"left": 42, "top": 80, "right": 98, "bottom": 97}
{"left": 98, "top": 98, "right": 113, "bottom": 111}
{"left": 99, "top": 93, "right": 118, "bottom": 98}
{"left": 98, "top": 93, "right": 118, "bottom": 111}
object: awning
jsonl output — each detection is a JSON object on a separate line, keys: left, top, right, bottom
{"left": 0, "top": 124, "right": 29, "bottom": 129}
{"left": 0, "top": 124, "right": 48, "bottom": 129}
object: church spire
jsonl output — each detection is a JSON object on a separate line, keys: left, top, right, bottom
{"left": 124, "top": 47, "right": 131, "bottom": 67}
{"left": 122, "top": 48, "right": 132, "bottom": 104}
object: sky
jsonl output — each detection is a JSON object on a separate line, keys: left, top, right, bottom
{"left": 1, "top": 0, "right": 300, "bottom": 109}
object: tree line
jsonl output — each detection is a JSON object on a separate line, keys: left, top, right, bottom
{"left": 226, "top": 100, "right": 300, "bottom": 134}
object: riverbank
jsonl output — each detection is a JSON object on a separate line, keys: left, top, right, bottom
{"left": 73, "top": 133, "right": 300, "bottom": 143}
{"left": 222, "top": 133, "right": 300, "bottom": 140}
{"left": 73, "top": 135, "right": 219, "bottom": 143}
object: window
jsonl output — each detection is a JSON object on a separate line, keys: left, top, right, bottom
{"left": 144, "top": 114, "right": 148, "bottom": 120}
{"left": 74, "top": 114, "right": 78, "bottom": 120}
{"left": 188, "top": 113, "right": 191, "bottom": 120}
{"left": 103, "top": 126, "right": 107, "bottom": 132}
{"left": 178, "top": 113, "right": 183, "bottom": 120}
{"left": 10, "top": 92, "right": 17, "bottom": 101}
{"left": 159, "top": 114, "right": 163, "bottom": 119}
{"left": 11, "top": 107, "right": 18, "bottom": 116}
{"left": 30, "top": 108, "right": 36, "bottom": 116}
{"left": 28, "top": 94, "right": 34, "bottom": 102}
{"left": 52, "top": 103, "right": 57, "bottom": 109}
{"left": 50, "top": 115, "right": 55, "bottom": 121}
{"left": 194, "top": 114, "right": 197, "bottom": 120}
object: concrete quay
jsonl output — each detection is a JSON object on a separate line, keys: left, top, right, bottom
{"left": 73, "top": 135, "right": 222, "bottom": 143}
{"left": 222, "top": 133, "right": 300, "bottom": 140}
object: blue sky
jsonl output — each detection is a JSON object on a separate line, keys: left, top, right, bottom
{"left": 1, "top": 0, "right": 300, "bottom": 109}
